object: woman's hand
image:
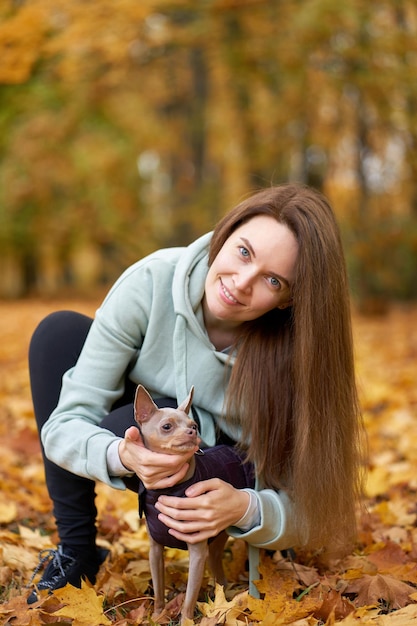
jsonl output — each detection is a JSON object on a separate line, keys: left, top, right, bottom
{"left": 118, "top": 426, "right": 198, "bottom": 490}
{"left": 154, "top": 479, "right": 250, "bottom": 544}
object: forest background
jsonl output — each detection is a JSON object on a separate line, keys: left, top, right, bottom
{"left": 1, "top": 0, "right": 417, "bottom": 308}
{"left": 1, "top": 1, "right": 417, "bottom": 625}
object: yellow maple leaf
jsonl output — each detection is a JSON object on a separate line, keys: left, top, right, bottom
{"left": 51, "top": 580, "right": 111, "bottom": 626}
{"left": 0, "top": 498, "right": 17, "bottom": 524}
{"left": 18, "top": 525, "right": 54, "bottom": 550}
{"left": 197, "top": 583, "right": 248, "bottom": 623}
{"left": 365, "top": 466, "right": 390, "bottom": 498}
{"left": 248, "top": 558, "right": 321, "bottom": 624}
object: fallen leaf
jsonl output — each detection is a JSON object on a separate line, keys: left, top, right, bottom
{"left": 0, "top": 499, "right": 17, "bottom": 524}
{"left": 366, "top": 540, "right": 408, "bottom": 570}
{"left": 377, "top": 602, "right": 417, "bottom": 624}
{"left": 313, "top": 589, "right": 355, "bottom": 621}
{"left": 51, "top": 581, "right": 111, "bottom": 625}
{"left": 197, "top": 583, "right": 248, "bottom": 623}
{"left": 248, "top": 558, "right": 321, "bottom": 623}
{"left": 347, "top": 573, "right": 416, "bottom": 609}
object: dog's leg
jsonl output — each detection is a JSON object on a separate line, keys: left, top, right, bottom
{"left": 148, "top": 532, "right": 166, "bottom": 618}
{"left": 181, "top": 540, "right": 208, "bottom": 624}
{"left": 207, "top": 530, "right": 228, "bottom": 586}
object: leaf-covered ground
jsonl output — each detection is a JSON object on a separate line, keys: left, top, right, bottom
{"left": 0, "top": 298, "right": 416, "bottom": 625}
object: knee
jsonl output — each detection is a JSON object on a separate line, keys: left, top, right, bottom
{"left": 31, "top": 311, "right": 80, "bottom": 344}
{"left": 29, "top": 311, "right": 93, "bottom": 355}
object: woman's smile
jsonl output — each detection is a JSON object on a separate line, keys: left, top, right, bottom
{"left": 219, "top": 279, "right": 240, "bottom": 305}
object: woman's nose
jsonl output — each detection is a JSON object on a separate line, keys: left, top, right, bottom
{"left": 234, "top": 269, "right": 254, "bottom": 293}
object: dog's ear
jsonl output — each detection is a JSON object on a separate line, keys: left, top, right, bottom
{"left": 178, "top": 386, "right": 194, "bottom": 415}
{"left": 134, "top": 385, "right": 159, "bottom": 424}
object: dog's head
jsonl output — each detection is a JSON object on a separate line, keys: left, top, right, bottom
{"left": 134, "top": 385, "right": 200, "bottom": 455}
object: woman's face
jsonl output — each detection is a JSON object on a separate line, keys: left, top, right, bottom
{"left": 204, "top": 215, "right": 298, "bottom": 330}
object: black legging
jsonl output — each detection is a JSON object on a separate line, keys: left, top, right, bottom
{"left": 29, "top": 311, "right": 177, "bottom": 555}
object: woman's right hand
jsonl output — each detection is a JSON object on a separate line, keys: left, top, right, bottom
{"left": 118, "top": 426, "right": 194, "bottom": 489}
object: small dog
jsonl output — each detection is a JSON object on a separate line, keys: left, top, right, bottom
{"left": 134, "top": 385, "right": 254, "bottom": 624}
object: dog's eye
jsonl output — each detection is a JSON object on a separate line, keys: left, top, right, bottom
{"left": 162, "top": 423, "right": 172, "bottom": 431}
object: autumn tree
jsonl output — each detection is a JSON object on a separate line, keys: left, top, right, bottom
{"left": 0, "top": 0, "right": 416, "bottom": 303}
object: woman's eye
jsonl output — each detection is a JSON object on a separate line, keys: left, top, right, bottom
{"left": 239, "top": 246, "right": 250, "bottom": 258}
{"left": 269, "top": 276, "right": 281, "bottom": 288}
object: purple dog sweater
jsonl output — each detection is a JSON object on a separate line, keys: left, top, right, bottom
{"left": 141, "top": 445, "right": 255, "bottom": 550}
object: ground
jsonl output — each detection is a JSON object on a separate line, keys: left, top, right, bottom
{"left": 0, "top": 298, "right": 416, "bottom": 625}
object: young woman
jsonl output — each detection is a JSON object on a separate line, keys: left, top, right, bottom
{"left": 27, "top": 183, "right": 363, "bottom": 603}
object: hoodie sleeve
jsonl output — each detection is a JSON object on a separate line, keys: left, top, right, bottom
{"left": 227, "top": 488, "right": 301, "bottom": 550}
{"left": 40, "top": 257, "right": 167, "bottom": 488}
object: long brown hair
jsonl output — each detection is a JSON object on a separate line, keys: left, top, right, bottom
{"left": 209, "top": 183, "right": 364, "bottom": 554}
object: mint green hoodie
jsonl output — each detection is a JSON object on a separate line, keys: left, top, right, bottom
{"left": 41, "top": 232, "right": 299, "bottom": 553}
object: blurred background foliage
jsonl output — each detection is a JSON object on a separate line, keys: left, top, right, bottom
{"left": 0, "top": 0, "right": 416, "bottom": 311}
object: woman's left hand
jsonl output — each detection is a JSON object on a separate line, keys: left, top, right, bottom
{"left": 154, "top": 478, "right": 250, "bottom": 544}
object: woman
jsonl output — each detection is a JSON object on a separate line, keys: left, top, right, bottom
{"left": 28, "top": 183, "right": 363, "bottom": 603}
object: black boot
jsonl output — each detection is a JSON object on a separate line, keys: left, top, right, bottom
{"left": 27, "top": 544, "right": 109, "bottom": 604}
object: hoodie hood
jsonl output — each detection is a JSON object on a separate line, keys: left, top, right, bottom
{"left": 171, "top": 232, "right": 235, "bottom": 445}
{"left": 172, "top": 231, "right": 212, "bottom": 343}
